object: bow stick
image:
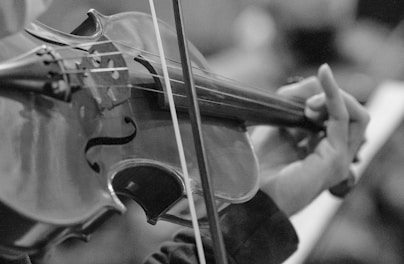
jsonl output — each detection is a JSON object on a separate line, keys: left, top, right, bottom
{"left": 148, "top": 0, "right": 228, "bottom": 263}
{"left": 171, "top": 1, "right": 228, "bottom": 263}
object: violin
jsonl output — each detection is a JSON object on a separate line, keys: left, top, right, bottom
{"left": 0, "top": 5, "right": 348, "bottom": 262}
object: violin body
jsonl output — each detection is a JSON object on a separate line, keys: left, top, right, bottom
{"left": 0, "top": 9, "right": 263, "bottom": 258}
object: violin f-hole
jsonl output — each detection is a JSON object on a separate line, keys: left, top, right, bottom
{"left": 110, "top": 160, "right": 185, "bottom": 225}
{"left": 84, "top": 116, "right": 137, "bottom": 173}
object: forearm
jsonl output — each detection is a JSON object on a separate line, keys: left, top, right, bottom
{"left": 252, "top": 127, "right": 327, "bottom": 216}
{"left": 259, "top": 161, "right": 327, "bottom": 216}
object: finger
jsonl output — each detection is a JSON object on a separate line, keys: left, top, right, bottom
{"left": 277, "top": 76, "right": 322, "bottom": 100}
{"left": 339, "top": 90, "right": 370, "bottom": 125}
{"left": 318, "top": 64, "right": 349, "bottom": 148}
{"left": 318, "top": 64, "right": 348, "bottom": 122}
{"left": 339, "top": 91, "right": 370, "bottom": 156}
{"left": 306, "top": 90, "right": 368, "bottom": 129}
{"left": 305, "top": 89, "right": 369, "bottom": 159}
{"left": 277, "top": 76, "right": 324, "bottom": 143}
{"left": 305, "top": 93, "right": 328, "bottom": 123}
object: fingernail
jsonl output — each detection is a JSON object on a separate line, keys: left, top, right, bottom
{"left": 319, "top": 63, "right": 331, "bottom": 77}
{"left": 306, "top": 93, "right": 324, "bottom": 110}
{"left": 318, "top": 63, "right": 339, "bottom": 90}
{"left": 320, "top": 63, "right": 330, "bottom": 71}
{"left": 304, "top": 107, "right": 321, "bottom": 121}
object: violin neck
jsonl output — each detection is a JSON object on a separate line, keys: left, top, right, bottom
{"left": 159, "top": 68, "right": 316, "bottom": 130}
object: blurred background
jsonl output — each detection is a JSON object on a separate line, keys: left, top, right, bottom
{"left": 33, "top": 0, "right": 404, "bottom": 263}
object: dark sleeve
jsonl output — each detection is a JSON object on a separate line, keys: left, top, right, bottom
{"left": 145, "top": 191, "right": 298, "bottom": 264}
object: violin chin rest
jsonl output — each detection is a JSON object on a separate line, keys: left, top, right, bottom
{"left": 110, "top": 161, "right": 185, "bottom": 225}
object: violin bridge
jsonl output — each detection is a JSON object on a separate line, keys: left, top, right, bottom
{"left": 75, "top": 36, "right": 131, "bottom": 111}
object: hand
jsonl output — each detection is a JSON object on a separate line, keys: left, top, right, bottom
{"left": 251, "top": 64, "right": 369, "bottom": 216}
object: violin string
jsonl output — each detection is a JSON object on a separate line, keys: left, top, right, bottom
{"left": 52, "top": 40, "right": 114, "bottom": 51}
{"left": 141, "top": 73, "right": 304, "bottom": 113}
{"left": 148, "top": 0, "right": 206, "bottom": 263}
{"left": 53, "top": 51, "right": 123, "bottom": 61}
{"left": 111, "top": 40, "right": 293, "bottom": 101}
{"left": 53, "top": 45, "right": 304, "bottom": 114}
{"left": 83, "top": 82, "right": 304, "bottom": 117}
{"left": 50, "top": 38, "right": 305, "bottom": 116}
{"left": 64, "top": 67, "right": 129, "bottom": 74}
{"left": 62, "top": 64, "right": 303, "bottom": 115}
{"left": 53, "top": 38, "right": 299, "bottom": 107}
{"left": 128, "top": 54, "right": 303, "bottom": 107}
